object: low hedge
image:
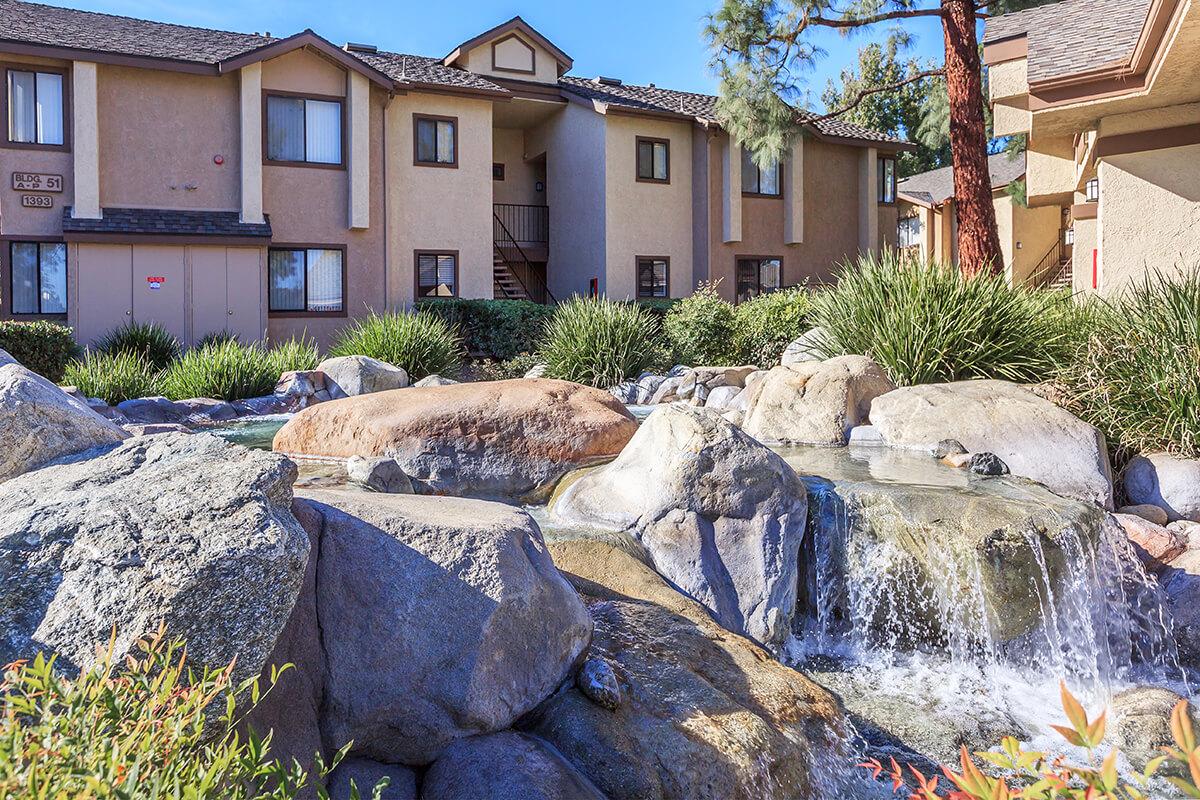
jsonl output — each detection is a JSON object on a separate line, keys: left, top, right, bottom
{"left": 0, "top": 320, "right": 78, "bottom": 382}
{"left": 416, "top": 298, "right": 554, "bottom": 361}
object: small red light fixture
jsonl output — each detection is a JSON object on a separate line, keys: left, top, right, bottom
{"left": 213, "top": 155, "right": 225, "bottom": 165}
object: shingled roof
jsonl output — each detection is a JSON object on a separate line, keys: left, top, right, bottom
{"left": 984, "top": 0, "right": 1152, "bottom": 82}
{"left": 356, "top": 51, "right": 508, "bottom": 95}
{"left": 62, "top": 207, "right": 273, "bottom": 239}
{"left": 559, "top": 76, "right": 909, "bottom": 146}
{"left": 897, "top": 152, "right": 1027, "bottom": 207}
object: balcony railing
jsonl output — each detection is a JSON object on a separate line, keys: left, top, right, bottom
{"left": 493, "top": 203, "right": 548, "bottom": 246}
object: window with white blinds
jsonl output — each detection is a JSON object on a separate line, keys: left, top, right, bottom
{"left": 416, "top": 252, "right": 457, "bottom": 297}
{"left": 266, "top": 95, "right": 342, "bottom": 165}
{"left": 414, "top": 116, "right": 457, "bottom": 166}
{"left": 7, "top": 69, "right": 64, "bottom": 146}
{"left": 9, "top": 242, "right": 67, "bottom": 314}
{"left": 269, "top": 248, "right": 343, "bottom": 312}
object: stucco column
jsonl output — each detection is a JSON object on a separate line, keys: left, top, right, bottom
{"left": 783, "top": 136, "right": 804, "bottom": 244}
{"left": 722, "top": 137, "right": 742, "bottom": 243}
{"left": 347, "top": 71, "right": 370, "bottom": 230}
{"left": 71, "top": 61, "right": 101, "bottom": 220}
{"left": 858, "top": 147, "right": 878, "bottom": 255}
{"left": 239, "top": 63, "right": 264, "bottom": 225}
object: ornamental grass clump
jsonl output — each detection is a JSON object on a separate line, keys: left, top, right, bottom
{"left": 96, "top": 321, "right": 181, "bottom": 370}
{"left": 329, "top": 311, "right": 464, "bottom": 381}
{"left": 0, "top": 628, "right": 355, "bottom": 798}
{"left": 664, "top": 282, "right": 739, "bottom": 366}
{"left": 158, "top": 339, "right": 280, "bottom": 402}
{"left": 538, "top": 295, "right": 664, "bottom": 388}
{"left": 809, "top": 252, "right": 1077, "bottom": 386}
{"left": 63, "top": 349, "right": 161, "bottom": 405}
{"left": 732, "top": 288, "right": 812, "bottom": 367}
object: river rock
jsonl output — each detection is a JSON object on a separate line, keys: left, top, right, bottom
{"left": 1114, "top": 513, "right": 1186, "bottom": 571}
{"left": 413, "top": 374, "right": 458, "bottom": 387}
{"left": 0, "top": 354, "right": 127, "bottom": 482}
{"left": 345, "top": 456, "right": 413, "bottom": 494}
{"left": 1124, "top": 453, "right": 1200, "bottom": 523}
{"left": 317, "top": 355, "right": 409, "bottom": 398}
{"left": 870, "top": 380, "right": 1113, "bottom": 507}
{"left": 780, "top": 327, "right": 833, "bottom": 365}
{"left": 704, "top": 384, "right": 742, "bottom": 411}
{"left": 610, "top": 372, "right": 666, "bottom": 405}
{"left": 576, "top": 656, "right": 621, "bottom": 710}
{"left": 1112, "top": 686, "right": 1195, "bottom": 772}
{"left": 275, "top": 370, "right": 332, "bottom": 408}
{"left": 526, "top": 540, "right": 849, "bottom": 800}
{"left": 551, "top": 405, "right": 807, "bottom": 646}
{"left": 969, "top": 452, "right": 1009, "bottom": 476}
{"left": 740, "top": 356, "right": 895, "bottom": 445}
{"left": 327, "top": 758, "right": 417, "bottom": 800}
{"left": 423, "top": 732, "right": 607, "bottom": 800}
{"left": 0, "top": 432, "right": 308, "bottom": 679}
{"left": 648, "top": 375, "right": 684, "bottom": 405}
{"left": 1118, "top": 504, "right": 1170, "bottom": 527}
{"left": 296, "top": 490, "right": 591, "bottom": 764}
{"left": 274, "top": 379, "right": 638, "bottom": 501}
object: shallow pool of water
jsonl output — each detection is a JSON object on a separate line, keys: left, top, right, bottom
{"left": 207, "top": 414, "right": 290, "bottom": 450}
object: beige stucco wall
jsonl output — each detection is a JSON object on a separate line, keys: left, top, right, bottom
{"left": 989, "top": 57, "right": 1028, "bottom": 104}
{"left": 1097, "top": 143, "right": 1200, "bottom": 294}
{"left": 1027, "top": 135, "right": 1076, "bottom": 204}
{"left": 1072, "top": 217, "right": 1098, "bottom": 294}
{"left": 603, "top": 113, "right": 694, "bottom": 299}
{"left": 384, "top": 90, "right": 495, "bottom": 307}
{"left": 463, "top": 32, "right": 560, "bottom": 85}
{"left": 492, "top": 128, "right": 546, "bottom": 206}
{"left": 1006, "top": 198, "right": 1062, "bottom": 285}
{"left": 1098, "top": 101, "right": 1200, "bottom": 137}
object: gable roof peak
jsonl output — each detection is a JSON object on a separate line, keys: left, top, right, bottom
{"left": 443, "top": 15, "right": 573, "bottom": 75}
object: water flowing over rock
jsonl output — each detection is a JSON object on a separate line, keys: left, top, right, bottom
{"left": 870, "top": 380, "right": 1114, "bottom": 508}
{"left": 527, "top": 539, "right": 853, "bottom": 800}
{"left": 0, "top": 351, "right": 127, "bottom": 482}
{"left": 550, "top": 405, "right": 807, "bottom": 646}
{"left": 296, "top": 489, "right": 592, "bottom": 765}
{"left": 423, "top": 732, "right": 607, "bottom": 800}
{"left": 317, "top": 355, "right": 409, "bottom": 397}
{"left": 273, "top": 379, "right": 638, "bottom": 501}
{"left": 1125, "top": 453, "right": 1200, "bottom": 523}
{"left": 740, "top": 356, "right": 895, "bottom": 445}
{"left": 0, "top": 433, "right": 308, "bottom": 679}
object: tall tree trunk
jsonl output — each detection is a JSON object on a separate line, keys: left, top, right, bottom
{"left": 941, "top": 0, "right": 1003, "bottom": 275}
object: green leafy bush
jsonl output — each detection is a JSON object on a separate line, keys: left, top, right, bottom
{"left": 809, "top": 252, "right": 1077, "bottom": 386}
{"left": 1060, "top": 270, "right": 1200, "bottom": 460}
{"left": 732, "top": 288, "right": 812, "bottom": 367}
{"left": 469, "top": 352, "right": 542, "bottom": 382}
{"left": 329, "top": 311, "right": 463, "bottom": 380}
{"left": 96, "top": 321, "right": 181, "bottom": 370}
{"left": 0, "top": 320, "right": 78, "bottom": 382}
{"left": 634, "top": 298, "right": 682, "bottom": 319}
{"left": 158, "top": 340, "right": 281, "bottom": 402}
{"left": 538, "top": 296, "right": 664, "bottom": 388}
{"left": 664, "top": 282, "right": 739, "bottom": 366}
{"left": 416, "top": 298, "right": 553, "bottom": 361}
{"left": 64, "top": 350, "right": 161, "bottom": 405}
{"left": 0, "top": 629, "right": 356, "bottom": 798}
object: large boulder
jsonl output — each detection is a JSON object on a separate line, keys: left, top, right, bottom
{"left": 780, "top": 327, "right": 833, "bottom": 365}
{"left": 1124, "top": 453, "right": 1200, "bottom": 523}
{"left": 740, "top": 356, "right": 895, "bottom": 445}
{"left": 327, "top": 758, "right": 417, "bottom": 800}
{"left": 870, "top": 380, "right": 1113, "bottom": 507}
{"left": 423, "top": 732, "right": 607, "bottom": 800}
{"left": 551, "top": 405, "right": 806, "bottom": 646}
{"left": 525, "top": 540, "right": 850, "bottom": 800}
{"left": 0, "top": 433, "right": 309, "bottom": 678}
{"left": 317, "top": 355, "right": 409, "bottom": 398}
{"left": 296, "top": 490, "right": 592, "bottom": 765}
{"left": 0, "top": 352, "right": 126, "bottom": 482}
{"left": 274, "top": 379, "right": 638, "bottom": 501}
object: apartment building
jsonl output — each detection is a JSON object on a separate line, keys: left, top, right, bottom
{"left": 984, "top": 0, "right": 1200, "bottom": 296}
{"left": 0, "top": 2, "right": 909, "bottom": 346}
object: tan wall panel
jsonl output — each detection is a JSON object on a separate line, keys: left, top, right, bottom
{"left": 191, "top": 247, "right": 229, "bottom": 342}
{"left": 492, "top": 128, "right": 546, "bottom": 206}
{"left": 75, "top": 243, "right": 132, "bottom": 344}
{"left": 1027, "top": 135, "right": 1076, "bottom": 202}
{"left": 226, "top": 247, "right": 265, "bottom": 342}
{"left": 261, "top": 48, "right": 347, "bottom": 97}
{"left": 131, "top": 245, "right": 186, "bottom": 341}
{"left": 464, "top": 34, "right": 560, "bottom": 85}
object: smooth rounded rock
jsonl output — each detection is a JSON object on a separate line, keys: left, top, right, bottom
{"left": 327, "top": 758, "right": 417, "bottom": 800}
{"left": 576, "top": 656, "right": 621, "bottom": 710}
{"left": 424, "top": 732, "right": 607, "bottom": 800}
{"left": 346, "top": 456, "right": 413, "bottom": 494}
{"left": 317, "top": 355, "right": 409, "bottom": 398}
{"left": 1125, "top": 453, "right": 1200, "bottom": 523}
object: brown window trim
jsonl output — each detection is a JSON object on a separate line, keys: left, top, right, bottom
{"left": 413, "top": 114, "right": 459, "bottom": 169}
{"left": 262, "top": 89, "right": 347, "bottom": 170}
{"left": 5, "top": 238, "right": 68, "bottom": 319}
{"left": 734, "top": 255, "right": 784, "bottom": 304}
{"left": 635, "top": 136, "right": 670, "bottom": 184}
{"left": 267, "top": 243, "right": 348, "bottom": 317}
{"left": 741, "top": 154, "right": 782, "bottom": 198}
{"left": 414, "top": 249, "right": 460, "bottom": 298}
{"left": 2, "top": 63, "right": 72, "bottom": 152}
{"left": 635, "top": 255, "right": 670, "bottom": 299}
{"left": 490, "top": 33, "right": 537, "bottom": 76}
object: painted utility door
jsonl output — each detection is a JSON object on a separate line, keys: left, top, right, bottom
{"left": 190, "top": 247, "right": 264, "bottom": 344}
{"left": 190, "top": 247, "right": 229, "bottom": 344}
{"left": 75, "top": 244, "right": 133, "bottom": 345}
{"left": 132, "top": 246, "right": 187, "bottom": 342}
{"left": 226, "top": 248, "right": 264, "bottom": 342}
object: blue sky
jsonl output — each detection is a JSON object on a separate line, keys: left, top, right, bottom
{"left": 45, "top": 0, "right": 948, "bottom": 111}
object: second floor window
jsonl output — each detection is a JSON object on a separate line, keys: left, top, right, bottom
{"left": 741, "top": 148, "right": 780, "bottom": 196}
{"left": 636, "top": 137, "right": 669, "bottom": 183}
{"left": 266, "top": 95, "right": 342, "bottom": 165}
{"left": 878, "top": 157, "right": 897, "bottom": 204}
{"left": 10, "top": 242, "right": 67, "bottom": 314}
{"left": 7, "top": 69, "right": 64, "bottom": 146}
{"left": 417, "top": 252, "right": 457, "bottom": 297}
{"left": 268, "top": 248, "right": 344, "bottom": 313}
{"left": 636, "top": 257, "right": 669, "bottom": 298}
{"left": 415, "top": 115, "right": 457, "bottom": 167}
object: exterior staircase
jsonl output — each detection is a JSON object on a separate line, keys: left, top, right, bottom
{"left": 1029, "top": 237, "right": 1074, "bottom": 291}
{"left": 493, "top": 257, "right": 530, "bottom": 300}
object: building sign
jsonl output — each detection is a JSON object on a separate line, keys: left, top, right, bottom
{"left": 12, "top": 172, "right": 64, "bottom": 192}
{"left": 20, "top": 194, "right": 53, "bottom": 209}
{"left": 147, "top": 276, "right": 166, "bottom": 291}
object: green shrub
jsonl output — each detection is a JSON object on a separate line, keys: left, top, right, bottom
{"left": 158, "top": 340, "right": 280, "bottom": 402}
{"left": 809, "top": 252, "right": 1077, "bottom": 386}
{"left": 469, "top": 351, "right": 542, "bottom": 382}
{"left": 664, "top": 282, "right": 739, "bottom": 366}
{"left": 267, "top": 335, "right": 321, "bottom": 376}
{"left": 634, "top": 298, "right": 682, "bottom": 319}
{"left": 329, "top": 311, "right": 463, "bottom": 380}
{"left": 1060, "top": 270, "right": 1200, "bottom": 460}
{"left": 63, "top": 350, "right": 161, "bottom": 405}
{"left": 538, "top": 296, "right": 664, "bottom": 388}
{"left": 196, "top": 330, "right": 240, "bottom": 349}
{"left": 417, "top": 298, "right": 553, "bottom": 361}
{"left": 0, "top": 629, "right": 354, "bottom": 798}
{"left": 96, "top": 321, "right": 181, "bottom": 370}
{"left": 732, "top": 288, "right": 812, "bottom": 367}
{"left": 0, "top": 320, "right": 78, "bottom": 381}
